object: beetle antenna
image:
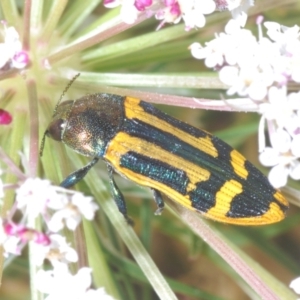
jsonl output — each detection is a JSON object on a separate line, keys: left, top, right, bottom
{"left": 40, "top": 73, "right": 80, "bottom": 157}
{"left": 52, "top": 73, "right": 81, "bottom": 117}
{"left": 39, "top": 131, "right": 47, "bottom": 157}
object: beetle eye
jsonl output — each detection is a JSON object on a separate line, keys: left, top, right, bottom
{"left": 46, "top": 119, "right": 66, "bottom": 141}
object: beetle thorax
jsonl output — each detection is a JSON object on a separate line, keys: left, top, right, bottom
{"left": 61, "top": 94, "right": 125, "bottom": 157}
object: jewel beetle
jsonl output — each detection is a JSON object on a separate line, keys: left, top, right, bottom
{"left": 41, "top": 93, "right": 288, "bottom": 225}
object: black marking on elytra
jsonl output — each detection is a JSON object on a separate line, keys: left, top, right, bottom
{"left": 120, "top": 151, "right": 189, "bottom": 194}
{"left": 244, "top": 162, "right": 287, "bottom": 213}
{"left": 139, "top": 100, "right": 208, "bottom": 139}
{"left": 189, "top": 172, "right": 226, "bottom": 212}
{"left": 226, "top": 161, "right": 288, "bottom": 218}
{"left": 209, "top": 136, "right": 282, "bottom": 218}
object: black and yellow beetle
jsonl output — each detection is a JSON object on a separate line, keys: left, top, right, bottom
{"left": 41, "top": 93, "right": 288, "bottom": 225}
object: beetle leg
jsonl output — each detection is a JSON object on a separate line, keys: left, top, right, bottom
{"left": 107, "top": 163, "right": 133, "bottom": 225}
{"left": 151, "top": 189, "right": 165, "bottom": 215}
{"left": 60, "top": 157, "right": 100, "bottom": 188}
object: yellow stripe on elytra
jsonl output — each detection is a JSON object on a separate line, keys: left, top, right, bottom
{"left": 207, "top": 179, "right": 243, "bottom": 218}
{"left": 124, "top": 97, "right": 218, "bottom": 158}
{"left": 106, "top": 132, "right": 210, "bottom": 186}
{"left": 203, "top": 202, "right": 286, "bottom": 225}
{"left": 203, "top": 180, "right": 287, "bottom": 225}
{"left": 274, "top": 191, "right": 289, "bottom": 207}
{"left": 105, "top": 132, "right": 210, "bottom": 209}
{"left": 230, "top": 150, "right": 248, "bottom": 179}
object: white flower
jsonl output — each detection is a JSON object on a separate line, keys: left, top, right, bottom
{"left": 0, "top": 26, "right": 21, "bottom": 68}
{"left": 190, "top": 20, "right": 257, "bottom": 68}
{"left": 103, "top": 0, "right": 121, "bottom": 8}
{"left": 36, "top": 265, "right": 115, "bottom": 300}
{"left": 104, "top": 0, "right": 216, "bottom": 30}
{"left": 85, "top": 288, "right": 116, "bottom": 300}
{"left": 259, "top": 86, "right": 288, "bottom": 123}
{"left": 120, "top": 0, "right": 139, "bottom": 24}
{"left": 48, "top": 192, "right": 98, "bottom": 232}
{"left": 265, "top": 22, "right": 300, "bottom": 46}
{"left": 179, "top": 0, "right": 216, "bottom": 30}
{"left": 16, "top": 178, "right": 64, "bottom": 218}
{"left": 2, "top": 235, "right": 21, "bottom": 256}
{"left": 228, "top": 0, "right": 254, "bottom": 27}
{"left": 224, "top": 64, "right": 272, "bottom": 100}
{"left": 71, "top": 193, "right": 98, "bottom": 220}
{"left": 264, "top": 22, "right": 300, "bottom": 83}
{"left": 190, "top": 37, "right": 224, "bottom": 67}
{"left": 0, "top": 218, "right": 52, "bottom": 257}
{"left": 290, "top": 277, "right": 300, "bottom": 295}
{"left": 219, "top": 66, "right": 239, "bottom": 88}
{"left": 0, "top": 25, "right": 29, "bottom": 69}
{"left": 104, "top": 0, "right": 139, "bottom": 24}
{"left": 36, "top": 265, "right": 92, "bottom": 300}
{"left": 155, "top": 1, "right": 182, "bottom": 27}
{"left": 259, "top": 87, "right": 300, "bottom": 131}
{"left": 259, "top": 129, "right": 300, "bottom": 188}
{"left": 0, "top": 219, "right": 21, "bottom": 256}
{"left": 191, "top": 19, "right": 300, "bottom": 101}
{"left": 33, "top": 234, "right": 78, "bottom": 267}
{"left": 220, "top": 26, "right": 275, "bottom": 99}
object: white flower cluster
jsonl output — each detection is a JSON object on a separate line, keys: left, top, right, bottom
{"left": 36, "top": 266, "right": 115, "bottom": 300}
{"left": 0, "top": 22, "right": 29, "bottom": 70}
{"left": 16, "top": 178, "right": 98, "bottom": 233}
{"left": 290, "top": 277, "right": 300, "bottom": 298}
{"left": 103, "top": 0, "right": 253, "bottom": 30}
{"left": 190, "top": 19, "right": 300, "bottom": 188}
{"left": 0, "top": 177, "right": 109, "bottom": 300}
{"left": 1, "top": 178, "right": 98, "bottom": 256}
